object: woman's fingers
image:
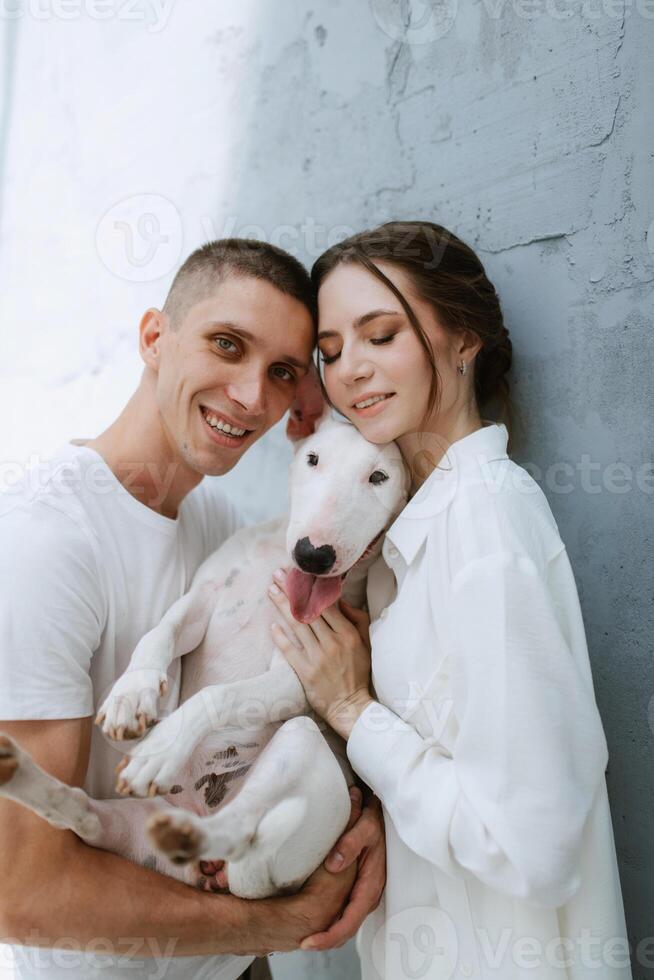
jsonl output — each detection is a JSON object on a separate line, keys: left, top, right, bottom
{"left": 339, "top": 599, "right": 371, "bottom": 640}
{"left": 319, "top": 601, "right": 355, "bottom": 632}
{"left": 268, "top": 583, "right": 317, "bottom": 648}
{"left": 269, "top": 576, "right": 336, "bottom": 645}
{"left": 321, "top": 598, "right": 370, "bottom": 632}
{"left": 270, "top": 567, "right": 369, "bottom": 639}
{"left": 340, "top": 599, "right": 371, "bottom": 627}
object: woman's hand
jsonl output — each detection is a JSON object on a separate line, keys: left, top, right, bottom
{"left": 268, "top": 568, "right": 374, "bottom": 740}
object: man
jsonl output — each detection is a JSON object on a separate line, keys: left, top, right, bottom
{"left": 0, "top": 239, "right": 385, "bottom": 980}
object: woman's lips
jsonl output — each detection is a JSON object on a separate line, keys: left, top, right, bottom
{"left": 351, "top": 393, "right": 396, "bottom": 418}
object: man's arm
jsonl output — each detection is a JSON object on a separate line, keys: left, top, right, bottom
{"left": 0, "top": 716, "right": 357, "bottom": 958}
{"left": 301, "top": 783, "right": 386, "bottom": 951}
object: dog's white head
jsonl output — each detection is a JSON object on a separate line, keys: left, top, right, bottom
{"left": 284, "top": 366, "right": 409, "bottom": 623}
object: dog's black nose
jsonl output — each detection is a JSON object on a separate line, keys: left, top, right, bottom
{"left": 293, "top": 537, "right": 336, "bottom": 575}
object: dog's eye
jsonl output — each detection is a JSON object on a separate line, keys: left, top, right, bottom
{"left": 307, "top": 452, "right": 319, "bottom": 467}
{"left": 369, "top": 470, "right": 389, "bottom": 485}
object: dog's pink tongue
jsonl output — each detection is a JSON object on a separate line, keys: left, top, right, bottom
{"left": 286, "top": 568, "right": 343, "bottom": 623}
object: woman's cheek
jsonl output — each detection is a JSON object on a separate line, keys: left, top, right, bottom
{"left": 324, "top": 370, "right": 348, "bottom": 415}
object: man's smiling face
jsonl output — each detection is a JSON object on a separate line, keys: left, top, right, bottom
{"left": 153, "top": 274, "right": 315, "bottom": 476}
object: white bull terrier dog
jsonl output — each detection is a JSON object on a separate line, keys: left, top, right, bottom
{"left": 0, "top": 371, "right": 409, "bottom": 900}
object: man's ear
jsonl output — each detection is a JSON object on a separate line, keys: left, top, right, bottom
{"left": 286, "top": 361, "right": 331, "bottom": 442}
{"left": 139, "top": 308, "right": 168, "bottom": 370}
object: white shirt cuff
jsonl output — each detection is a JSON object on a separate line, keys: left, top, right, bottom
{"left": 346, "top": 699, "right": 431, "bottom": 798}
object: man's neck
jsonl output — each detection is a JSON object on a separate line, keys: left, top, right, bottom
{"left": 82, "top": 376, "right": 202, "bottom": 520}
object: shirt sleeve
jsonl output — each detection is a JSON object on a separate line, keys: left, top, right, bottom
{"left": 0, "top": 501, "right": 105, "bottom": 719}
{"left": 346, "top": 548, "right": 609, "bottom": 909}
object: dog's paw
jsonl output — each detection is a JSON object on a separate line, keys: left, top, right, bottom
{"left": 113, "top": 710, "right": 188, "bottom": 797}
{"left": 0, "top": 734, "right": 19, "bottom": 786}
{"left": 95, "top": 668, "right": 169, "bottom": 741}
{"left": 192, "top": 859, "right": 230, "bottom": 893}
{"left": 44, "top": 785, "right": 102, "bottom": 839}
{"left": 148, "top": 811, "right": 207, "bottom": 865}
{"left": 67, "top": 787, "right": 103, "bottom": 839}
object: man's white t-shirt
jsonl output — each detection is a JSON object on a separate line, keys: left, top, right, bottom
{"left": 0, "top": 442, "right": 255, "bottom": 980}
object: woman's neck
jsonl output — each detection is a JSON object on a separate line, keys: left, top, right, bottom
{"left": 397, "top": 405, "right": 483, "bottom": 495}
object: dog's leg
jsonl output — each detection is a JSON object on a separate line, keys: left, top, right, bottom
{"left": 0, "top": 732, "right": 102, "bottom": 840}
{"left": 0, "top": 734, "right": 217, "bottom": 890}
{"left": 96, "top": 578, "right": 220, "bottom": 740}
{"left": 114, "top": 660, "right": 309, "bottom": 798}
{"left": 148, "top": 716, "right": 351, "bottom": 899}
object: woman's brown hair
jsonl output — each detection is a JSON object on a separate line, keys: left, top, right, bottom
{"left": 311, "top": 220, "right": 514, "bottom": 449}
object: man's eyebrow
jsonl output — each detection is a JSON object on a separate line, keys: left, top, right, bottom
{"left": 317, "top": 308, "right": 401, "bottom": 341}
{"left": 203, "top": 321, "right": 310, "bottom": 371}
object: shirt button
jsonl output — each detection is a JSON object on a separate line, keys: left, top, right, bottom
{"left": 387, "top": 545, "right": 399, "bottom": 559}
{"left": 379, "top": 608, "right": 388, "bottom": 620}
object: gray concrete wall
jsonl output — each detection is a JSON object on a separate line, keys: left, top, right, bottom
{"left": 0, "top": 1, "right": 651, "bottom": 978}
{"left": 223, "top": 3, "right": 653, "bottom": 976}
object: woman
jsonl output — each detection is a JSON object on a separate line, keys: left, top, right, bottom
{"left": 268, "top": 222, "right": 631, "bottom": 979}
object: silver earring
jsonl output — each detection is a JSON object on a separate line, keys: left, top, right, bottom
{"left": 458, "top": 360, "right": 467, "bottom": 376}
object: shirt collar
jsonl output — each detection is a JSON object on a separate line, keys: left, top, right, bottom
{"left": 385, "top": 422, "right": 509, "bottom": 566}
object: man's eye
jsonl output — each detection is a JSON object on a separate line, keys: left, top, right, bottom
{"left": 307, "top": 452, "right": 319, "bottom": 467}
{"left": 216, "top": 337, "right": 238, "bottom": 353}
{"left": 369, "top": 470, "right": 389, "bottom": 485}
{"left": 272, "top": 365, "right": 295, "bottom": 382}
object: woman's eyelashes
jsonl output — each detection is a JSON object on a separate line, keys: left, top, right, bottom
{"left": 319, "top": 333, "right": 397, "bottom": 365}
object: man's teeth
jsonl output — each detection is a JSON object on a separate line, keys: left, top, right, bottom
{"left": 203, "top": 410, "right": 247, "bottom": 437}
{"left": 354, "top": 394, "right": 390, "bottom": 410}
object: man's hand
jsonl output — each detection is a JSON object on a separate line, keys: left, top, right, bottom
{"left": 300, "top": 785, "right": 386, "bottom": 951}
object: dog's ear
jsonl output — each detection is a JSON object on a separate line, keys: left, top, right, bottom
{"left": 286, "top": 361, "right": 330, "bottom": 442}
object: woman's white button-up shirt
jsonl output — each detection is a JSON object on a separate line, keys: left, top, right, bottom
{"left": 347, "top": 422, "right": 631, "bottom": 980}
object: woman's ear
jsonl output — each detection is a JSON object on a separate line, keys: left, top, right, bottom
{"left": 457, "top": 328, "right": 484, "bottom": 362}
{"left": 286, "top": 361, "right": 331, "bottom": 442}
{"left": 139, "top": 308, "right": 168, "bottom": 370}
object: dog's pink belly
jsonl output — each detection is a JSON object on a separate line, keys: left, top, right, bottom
{"left": 156, "top": 525, "right": 291, "bottom": 826}
{"left": 180, "top": 533, "right": 288, "bottom": 697}
{"left": 161, "top": 727, "right": 276, "bottom": 819}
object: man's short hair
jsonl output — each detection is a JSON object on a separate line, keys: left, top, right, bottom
{"left": 162, "top": 238, "right": 316, "bottom": 329}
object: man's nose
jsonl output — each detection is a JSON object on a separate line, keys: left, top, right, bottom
{"left": 226, "top": 378, "right": 267, "bottom": 417}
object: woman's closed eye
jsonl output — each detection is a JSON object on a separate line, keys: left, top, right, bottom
{"left": 319, "top": 333, "right": 397, "bottom": 365}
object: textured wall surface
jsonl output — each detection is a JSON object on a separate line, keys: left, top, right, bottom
{"left": 0, "top": 1, "right": 652, "bottom": 978}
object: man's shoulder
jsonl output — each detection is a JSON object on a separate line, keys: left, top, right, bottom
{"left": 0, "top": 444, "right": 99, "bottom": 556}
